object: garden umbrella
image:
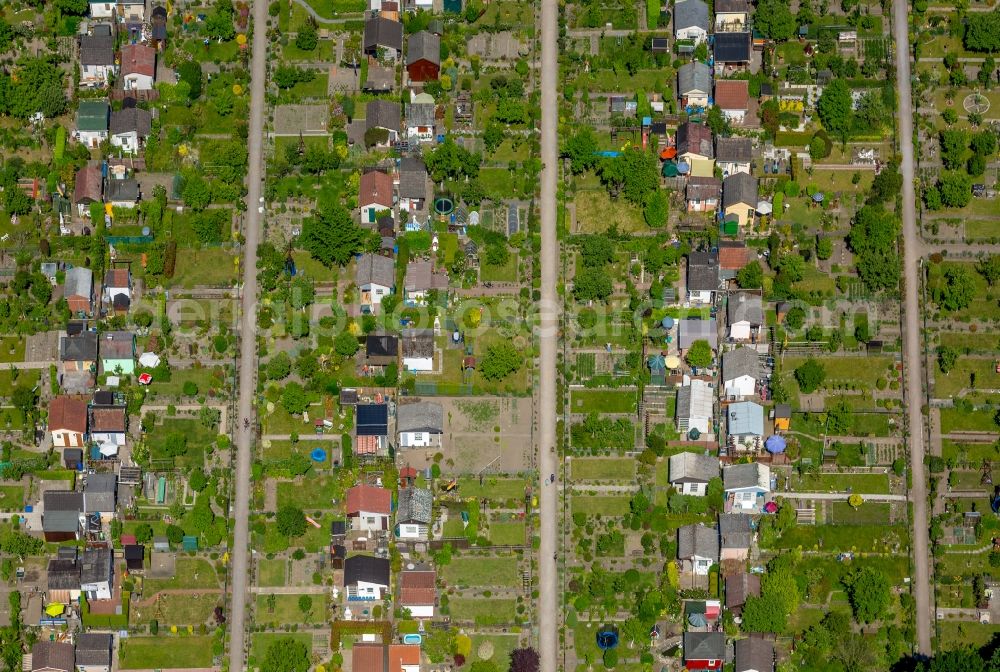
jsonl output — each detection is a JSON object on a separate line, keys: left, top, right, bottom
{"left": 45, "top": 603, "right": 64, "bottom": 617}
{"left": 765, "top": 435, "right": 787, "bottom": 454}
{"left": 688, "top": 613, "right": 708, "bottom": 627}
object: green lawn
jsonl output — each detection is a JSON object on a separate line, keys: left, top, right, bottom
{"left": 941, "top": 439, "right": 1000, "bottom": 466}
{"left": 827, "top": 501, "right": 891, "bottom": 525}
{"left": 0, "top": 337, "right": 25, "bottom": 363}
{"left": 282, "top": 39, "right": 336, "bottom": 62}
{"left": 781, "top": 356, "right": 895, "bottom": 389}
{"left": 0, "top": 369, "right": 39, "bottom": 396}
{"left": 285, "top": 72, "right": 330, "bottom": 99}
{"left": 938, "top": 331, "right": 1000, "bottom": 352}
{"left": 937, "top": 621, "right": 999, "bottom": 650}
{"left": 131, "top": 592, "right": 220, "bottom": 627}
{"left": 488, "top": 521, "right": 526, "bottom": 545}
{"left": 928, "top": 261, "right": 1000, "bottom": 321}
{"left": 275, "top": 475, "right": 344, "bottom": 510}
{"left": 149, "top": 366, "right": 228, "bottom": 398}
{"left": 0, "top": 485, "right": 24, "bottom": 512}
{"left": 255, "top": 593, "right": 328, "bottom": 626}
{"left": 767, "top": 524, "right": 907, "bottom": 553}
{"left": 441, "top": 556, "right": 521, "bottom": 587}
{"left": 480, "top": 252, "right": 518, "bottom": 283}
{"left": 147, "top": 418, "right": 213, "bottom": 468}
{"left": 450, "top": 597, "right": 518, "bottom": 625}
{"left": 169, "top": 247, "right": 238, "bottom": 288}
{"left": 471, "top": 634, "right": 520, "bottom": 664}
{"left": 569, "top": 389, "right": 638, "bottom": 414}
{"left": 791, "top": 472, "right": 890, "bottom": 494}
{"left": 571, "top": 495, "right": 631, "bottom": 516}
{"left": 570, "top": 457, "right": 636, "bottom": 481}
{"left": 250, "top": 632, "right": 313, "bottom": 671}
{"left": 935, "top": 357, "right": 1000, "bottom": 398}
{"left": 257, "top": 558, "right": 287, "bottom": 587}
{"left": 940, "top": 407, "right": 999, "bottom": 433}
{"left": 121, "top": 636, "right": 215, "bottom": 669}
{"left": 573, "top": 190, "right": 647, "bottom": 233}
{"left": 143, "top": 558, "right": 220, "bottom": 593}
{"left": 455, "top": 477, "right": 529, "bottom": 501}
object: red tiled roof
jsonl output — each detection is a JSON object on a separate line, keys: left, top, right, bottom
{"left": 105, "top": 268, "right": 130, "bottom": 288}
{"left": 399, "top": 466, "right": 418, "bottom": 479}
{"left": 388, "top": 645, "right": 420, "bottom": 672}
{"left": 120, "top": 535, "right": 137, "bottom": 545}
{"left": 346, "top": 484, "right": 391, "bottom": 514}
{"left": 121, "top": 43, "right": 156, "bottom": 77}
{"left": 360, "top": 170, "right": 393, "bottom": 208}
{"left": 714, "top": 79, "right": 749, "bottom": 111}
{"left": 49, "top": 396, "right": 88, "bottom": 433}
{"left": 355, "top": 435, "right": 381, "bottom": 455}
{"left": 90, "top": 407, "right": 126, "bottom": 432}
{"left": 719, "top": 245, "right": 752, "bottom": 270}
{"left": 352, "top": 644, "right": 386, "bottom": 672}
{"left": 74, "top": 165, "right": 103, "bottom": 204}
{"left": 400, "top": 570, "right": 436, "bottom": 606}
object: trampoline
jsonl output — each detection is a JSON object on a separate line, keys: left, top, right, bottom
{"left": 433, "top": 197, "right": 455, "bottom": 216}
{"left": 596, "top": 627, "right": 619, "bottom": 650}
{"left": 310, "top": 448, "right": 327, "bottom": 462}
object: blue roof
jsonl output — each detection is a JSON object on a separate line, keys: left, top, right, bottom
{"left": 727, "top": 401, "right": 764, "bottom": 436}
{"left": 356, "top": 403, "right": 389, "bottom": 436}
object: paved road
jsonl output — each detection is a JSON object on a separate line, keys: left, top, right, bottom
{"left": 537, "top": 0, "right": 558, "bottom": 664}
{"left": 892, "top": 0, "right": 933, "bottom": 656}
{"left": 227, "top": 0, "right": 268, "bottom": 668}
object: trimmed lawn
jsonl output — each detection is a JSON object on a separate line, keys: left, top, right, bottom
{"left": 569, "top": 389, "right": 638, "bottom": 414}
{"left": 570, "top": 458, "right": 636, "bottom": 481}
{"left": 121, "top": 636, "right": 214, "bottom": 669}
{"left": 935, "top": 357, "right": 1000, "bottom": 398}
{"left": 480, "top": 252, "right": 518, "bottom": 283}
{"left": 791, "top": 472, "right": 890, "bottom": 494}
{"left": 941, "top": 439, "right": 1000, "bottom": 465}
{"left": 132, "top": 591, "right": 220, "bottom": 627}
{"left": 456, "top": 477, "right": 529, "bottom": 502}
{"left": 250, "top": 632, "right": 312, "bottom": 670}
{"left": 0, "top": 369, "right": 39, "bottom": 395}
{"left": 571, "top": 495, "right": 631, "bottom": 516}
{"left": 488, "top": 521, "right": 526, "bottom": 545}
{"left": 169, "top": 247, "right": 238, "bottom": 288}
{"left": 147, "top": 418, "right": 213, "bottom": 468}
{"left": 574, "top": 190, "right": 646, "bottom": 233}
{"left": 257, "top": 558, "right": 287, "bottom": 587}
{"left": 0, "top": 336, "right": 25, "bottom": 363}
{"left": 471, "top": 634, "right": 519, "bottom": 664}
{"left": 940, "top": 407, "right": 999, "bottom": 433}
{"left": 781, "top": 356, "right": 895, "bottom": 389}
{"left": 441, "top": 556, "right": 521, "bottom": 587}
{"left": 149, "top": 366, "right": 228, "bottom": 398}
{"left": 282, "top": 40, "right": 336, "bottom": 62}
{"left": 287, "top": 72, "right": 330, "bottom": 99}
{"left": 275, "top": 475, "right": 344, "bottom": 510}
{"left": 143, "top": 558, "right": 220, "bottom": 593}
{"left": 827, "top": 501, "right": 891, "bottom": 525}
{"left": 938, "top": 331, "right": 1000, "bottom": 351}
{"left": 450, "top": 597, "right": 518, "bottom": 625}
{"left": 0, "top": 484, "right": 24, "bottom": 511}
{"left": 255, "top": 593, "right": 328, "bottom": 626}
{"left": 938, "top": 621, "right": 998, "bottom": 650}
{"left": 767, "top": 524, "right": 908, "bottom": 553}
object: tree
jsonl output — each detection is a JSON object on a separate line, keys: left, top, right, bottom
{"left": 301, "top": 200, "right": 375, "bottom": 267}
{"left": 741, "top": 592, "right": 788, "bottom": 633}
{"left": 10, "top": 385, "right": 37, "bottom": 418}
{"left": 940, "top": 129, "right": 969, "bottom": 170}
{"left": 845, "top": 567, "right": 890, "bottom": 623}
{"left": 936, "top": 264, "right": 976, "bottom": 311}
{"left": 134, "top": 523, "right": 154, "bottom": 544}
{"left": 979, "top": 55, "right": 997, "bottom": 86}
{"left": 182, "top": 175, "right": 212, "bottom": 211}
{"left": 0, "top": 57, "right": 68, "bottom": 119}
{"left": 166, "top": 524, "right": 184, "bottom": 544}
{"left": 263, "top": 637, "right": 310, "bottom": 672}
{"left": 281, "top": 382, "right": 309, "bottom": 415}
{"left": 276, "top": 506, "right": 307, "bottom": 538}
{"left": 334, "top": 331, "right": 360, "bottom": 357}
{"left": 480, "top": 341, "right": 522, "bottom": 381}
{"left": 937, "top": 346, "right": 959, "bottom": 374}
{"left": 867, "top": 161, "right": 903, "bottom": 205}
{"left": 295, "top": 21, "right": 318, "bottom": 51}
{"left": 848, "top": 205, "right": 901, "bottom": 292}
{"left": 562, "top": 128, "right": 599, "bottom": 174}
{"left": 484, "top": 243, "right": 510, "bottom": 267}
{"left": 785, "top": 306, "right": 806, "bottom": 330}
{"left": 188, "top": 468, "right": 208, "bottom": 492}
{"left": 755, "top": 0, "right": 796, "bottom": 39}
{"left": 425, "top": 138, "right": 480, "bottom": 182}
{"left": 573, "top": 267, "right": 613, "bottom": 302}
{"left": 509, "top": 648, "right": 539, "bottom": 672}
{"left": 205, "top": 4, "right": 236, "bottom": 40}
{"left": 817, "top": 80, "right": 853, "bottom": 141}
{"left": 483, "top": 122, "right": 506, "bottom": 153}
{"left": 964, "top": 9, "right": 1000, "bottom": 52}
{"left": 970, "top": 129, "right": 997, "bottom": 157}
{"left": 580, "top": 236, "right": 614, "bottom": 267}
{"left": 977, "top": 254, "right": 1000, "bottom": 285}
{"left": 816, "top": 236, "right": 833, "bottom": 260}
{"left": 686, "top": 340, "right": 713, "bottom": 368}
{"left": 705, "top": 105, "right": 728, "bottom": 136}
{"left": 854, "top": 91, "right": 886, "bottom": 130}
{"left": 597, "top": 149, "right": 659, "bottom": 205}
{"left": 938, "top": 170, "right": 973, "bottom": 208}
{"left": 736, "top": 260, "right": 763, "bottom": 289}
{"left": 794, "top": 357, "right": 826, "bottom": 393}
{"left": 298, "top": 594, "right": 313, "bottom": 617}
{"left": 177, "top": 61, "right": 203, "bottom": 100}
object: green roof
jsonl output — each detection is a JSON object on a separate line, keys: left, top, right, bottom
{"left": 76, "top": 100, "right": 109, "bottom": 132}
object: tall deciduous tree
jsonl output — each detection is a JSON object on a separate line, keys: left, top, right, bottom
{"left": 754, "top": 0, "right": 796, "bottom": 39}
{"left": 817, "top": 80, "right": 853, "bottom": 141}
{"left": 794, "top": 357, "right": 826, "bottom": 393}
{"left": 845, "top": 566, "right": 890, "bottom": 623}
{"left": 263, "top": 637, "right": 310, "bottom": 672}
{"left": 301, "top": 201, "right": 376, "bottom": 267}
{"left": 848, "top": 205, "right": 901, "bottom": 292}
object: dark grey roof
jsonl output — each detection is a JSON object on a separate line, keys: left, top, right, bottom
{"left": 407, "top": 102, "right": 436, "bottom": 127}
{"left": 46, "top": 558, "right": 80, "bottom": 590}
{"left": 714, "top": 32, "right": 751, "bottom": 63}
{"left": 686, "top": 176, "right": 721, "bottom": 201}
{"left": 355, "top": 253, "right": 395, "bottom": 288}
{"left": 364, "top": 65, "right": 395, "bottom": 91}
{"left": 110, "top": 107, "right": 152, "bottom": 136}
{"left": 677, "top": 523, "right": 719, "bottom": 560}
{"left": 366, "top": 100, "right": 401, "bottom": 133}
{"left": 31, "top": 641, "right": 74, "bottom": 672}
{"left": 669, "top": 452, "right": 719, "bottom": 483}
{"left": 43, "top": 510, "right": 80, "bottom": 534}
{"left": 716, "top": 137, "right": 753, "bottom": 164}
{"left": 84, "top": 473, "right": 117, "bottom": 513}
{"left": 356, "top": 403, "right": 389, "bottom": 436}
{"left": 678, "top": 61, "right": 711, "bottom": 94}
{"left": 687, "top": 251, "right": 720, "bottom": 292}
{"left": 678, "top": 318, "right": 718, "bottom": 350}
{"left": 364, "top": 16, "right": 403, "bottom": 52}
{"left": 715, "top": 0, "right": 750, "bottom": 11}
{"left": 396, "top": 400, "right": 443, "bottom": 433}
{"left": 674, "top": 0, "right": 708, "bottom": 30}
{"left": 723, "top": 172, "right": 758, "bottom": 208}
{"left": 722, "top": 346, "right": 760, "bottom": 381}
{"left": 684, "top": 632, "right": 725, "bottom": 661}
{"left": 774, "top": 404, "right": 792, "bottom": 419}
{"left": 106, "top": 178, "right": 140, "bottom": 202}
{"left": 719, "top": 513, "right": 753, "bottom": 549}
{"left": 723, "top": 462, "right": 767, "bottom": 490}
{"left": 676, "top": 122, "right": 714, "bottom": 158}
{"left": 735, "top": 638, "right": 774, "bottom": 672}
{"left": 80, "top": 547, "right": 112, "bottom": 585}
{"left": 44, "top": 491, "right": 84, "bottom": 513}
{"left": 366, "top": 334, "right": 399, "bottom": 358}
{"left": 344, "top": 554, "right": 390, "bottom": 586}
{"left": 407, "top": 31, "right": 440, "bottom": 66}
{"left": 75, "top": 633, "right": 112, "bottom": 668}
{"left": 397, "top": 487, "right": 432, "bottom": 524}
{"left": 401, "top": 329, "right": 434, "bottom": 359}
{"left": 398, "top": 157, "right": 427, "bottom": 199}
{"left": 124, "top": 544, "right": 144, "bottom": 560}
{"left": 80, "top": 33, "right": 114, "bottom": 65}
{"left": 727, "top": 293, "right": 763, "bottom": 325}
